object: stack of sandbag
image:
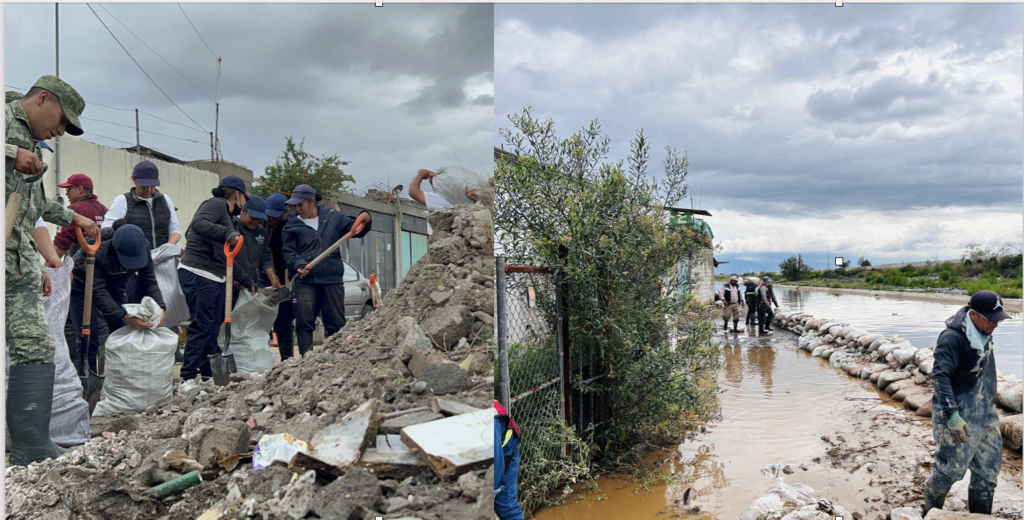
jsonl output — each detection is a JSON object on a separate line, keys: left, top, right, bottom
{"left": 216, "top": 290, "right": 278, "bottom": 376}
{"left": 93, "top": 297, "right": 177, "bottom": 417}
{"left": 5, "top": 261, "right": 90, "bottom": 447}
{"left": 151, "top": 243, "right": 189, "bottom": 328}
{"left": 738, "top": 464, "right": 852, "bottom": 520}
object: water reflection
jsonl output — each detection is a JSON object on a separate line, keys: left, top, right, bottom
{"left": 746, "top": 345, "right": 775, "bottom": 396}
{"left": 723, "top": 344, "right": 743, "bottom": 387}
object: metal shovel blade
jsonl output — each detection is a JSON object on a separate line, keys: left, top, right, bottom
{"left": 209, "top": 350, "right": 230, "bottom": 387}
{"left": 85, "top": 369, "right": 105, "bottom": 414}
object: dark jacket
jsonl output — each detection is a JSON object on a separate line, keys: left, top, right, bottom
{"left": 54, "top": 194, "right": 107, "bottom": 256}
{"left": 282, "top": 206, "right": 371, "bottom": 285}
{"left": 180, "top": 197, "right": 242, "bottom": 279}
{"left": 931, "top": 306, "right": 999, "bottom": 425}
{"left": 71, "top": 227, "right": 165, "bottom": 324}
{"left": 232, "top": 216, "right": 272, "bottom": 289}
{"left": 258, "top": 219, "right": 287, "bottom": 287}
{"left": 756, "top": 284, "right": 779, "bottom": 307}
{"left": 124, "top": 188, "right": 171, "bottom": 250}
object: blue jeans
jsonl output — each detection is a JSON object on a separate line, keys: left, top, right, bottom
{"left": 178, "top": 269, "right": 225, "bottom": 381}
{"left": 494, "top": 418, "right": 525, "bottom": 520}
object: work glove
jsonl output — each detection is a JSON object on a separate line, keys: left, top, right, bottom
{"left": 947, "top": 412, "right": 970, "bottom": 443}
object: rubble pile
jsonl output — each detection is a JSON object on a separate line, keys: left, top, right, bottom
{"left": 5, "top": 204, "right": 497, "bottom": 520}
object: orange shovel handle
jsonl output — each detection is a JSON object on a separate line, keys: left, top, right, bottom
{"left": 224, "top": 236, "right": 244, "bottom": 267}
{"left": 76, "top": 226, "right": 101, "bottom": 254}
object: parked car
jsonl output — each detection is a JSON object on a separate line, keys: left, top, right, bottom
{"left": 342, "top": 259, "right": 376, "bottom": 322}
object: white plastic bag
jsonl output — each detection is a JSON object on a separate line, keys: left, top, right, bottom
{"left": 737, "top": 464, "right": 819, "bottom": 520}
{"left": 93, "top": 297, "right": 177, "bottom": 417}
{"left": 253, "top": 433, "right": 309, "bottom": 470}
{"left": 432, "top": 164, "right": 493, "bottom": 208}
{"left": 151, "top": 243, "right": 189, "bottom": 328}
{"left": 216, "top": 290, "right": 277, "bottom": 376}
{"left": 5, "top": 260, "right": 90, "bottom": 447}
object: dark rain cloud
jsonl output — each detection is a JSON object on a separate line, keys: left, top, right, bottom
{"left": 6, "top": 3, "right": 494, "bottom": 189}
{"left": 495, "top": 3, "right": 1022, "bottom": 259}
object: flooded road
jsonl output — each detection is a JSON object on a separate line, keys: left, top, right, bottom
{"left": 532, "top": 287, "right": 1022, "bottom": 520}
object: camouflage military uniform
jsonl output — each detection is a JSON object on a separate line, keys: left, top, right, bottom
{"left": 6, "top": 91, "right": 23, "bottom": 103}
{"left": 5, "top": 77, "right": 84, "bottom": 366}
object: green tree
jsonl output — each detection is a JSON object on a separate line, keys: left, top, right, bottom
{"left": 858, "top": 256, "right": 871, "bottom": 267}
{"left": 496, "top": 108, "right": 721, "bottom": 508}
{"left": 779, "top": 254, "right": 813, "bottom": 281}
{"left": 252, "top": 137, "right": 355, "bottom": 199}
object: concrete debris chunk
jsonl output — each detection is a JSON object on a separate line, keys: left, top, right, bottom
{"left": 400, "top": 408, "right": 493, "bottom": 480}
{"left": 361, "top": 434, "right": 429, "bottom": 479}
{"left": 289, "top": 399, "right": 384, "bottom": 481}
{"left": 380, "top": 411, "right": 444, "bottom": 434}
{"left": 436, "top": 398, "right": 484, "bottom": 416}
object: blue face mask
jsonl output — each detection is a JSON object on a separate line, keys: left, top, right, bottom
{"left": 963, "top": 311, "right": 991, "bottom": 353}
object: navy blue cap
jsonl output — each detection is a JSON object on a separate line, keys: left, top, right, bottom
{"left": 970, "top": 290, "right": 1011, "bottom": 322}
{"left": 133, "top": 161, "right": 160, "bottom": 187}
{"left": 112, "top": 224, "right": 149, "bottom": 270}
{"left": 218, "top": 175, "right": 249, "bottom": 199}
{"left": 245, "top": 194, "right": 267, "bottom": 220}
{"left": 265, "top": 193, "right": 287, "bottom": 218}
{"left": 285, "top": 184, "right": 317, "bottom": 205}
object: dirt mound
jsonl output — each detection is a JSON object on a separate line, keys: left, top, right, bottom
{"left": 5, "top": 204, "right": 496, "bottom": 520}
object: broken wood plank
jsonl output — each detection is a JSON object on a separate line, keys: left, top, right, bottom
{"left": 289, "top": 399, "right": 384, "bottom": 482}
{"left": 436, "top": 399, "right": 484, "bottom": 416}
{"left": 380, "top": 411, "right": 444, "bottom": 435}
{"left": 383, "top": 406, "right": 432, "bottom": 420}
{"left": 400, "top": 408, "right": 493, "bottom": 480}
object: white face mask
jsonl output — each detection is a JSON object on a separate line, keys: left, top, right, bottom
{"left": 963, "top": 311, "right": 991, "bottom": 353}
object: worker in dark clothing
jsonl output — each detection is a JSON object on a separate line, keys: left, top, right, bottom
{"left": 923, "top": 290, "right": 1010, "bottom": 515}
{"left": 69, "top": 222, "right": 166, "bottom": 382}
{"left": 283, "top": 184, "right": 371, "bottom": 357}
{"left": 756, "top": 276, "right": 779, "bottom": 335}
{"left": 178, "top": 176, "right": 247, "bottom": 382}
{"left": 231, "top": 194, "right": 278, "bottom": 304}
{"left": 258, "top": 193, "right": 295, "bottom": 359}
{"left": 53, "top": 173, "right": 106, "bottom": 259}
{"left": 494, "top": 400, "right": 525, "bottom": 520}
{"left": 744, "top": 277, "right": 759, "bottom": 327}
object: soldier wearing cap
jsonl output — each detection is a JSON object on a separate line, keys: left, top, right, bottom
{"left": 282, "top": 184, "right": 372, "bottom": 356}
{"left": 6, "top": 75, "right": 100, "bottom": 465}
{"left": 923, "top": 290, "right": 1012, "bottom": 515}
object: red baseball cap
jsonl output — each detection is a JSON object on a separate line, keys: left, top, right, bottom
{"left": 57, "top": 173, "right": 93, "bottom": 191}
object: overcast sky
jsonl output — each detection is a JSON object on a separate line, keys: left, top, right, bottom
{"left": 495, "top": 4, "right": 1023, "bottom": 272}
{"left": 6, "top": 3, "right": 493, "bottom": 196}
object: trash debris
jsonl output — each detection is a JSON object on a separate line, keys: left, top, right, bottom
{"left": 149, "top": 470, "right": 202, "bottom": 499}
{"left": 400, "top": 407, "right": 492, "bottom": 480}
{"left": 253, "top": 433, "right": 309, "bottom": 471}
{"left": 289, "top": 400, "right": 384, "bottom": 480}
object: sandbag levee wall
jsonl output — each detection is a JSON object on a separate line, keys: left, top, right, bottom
{"left": 771, "top": 308, "right": 1024, "bottom": 451}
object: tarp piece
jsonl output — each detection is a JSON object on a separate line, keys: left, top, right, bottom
{"left": 6, "top": 260, "right": 91, "bottom": 447}
{"left": 93, "top": 297, "right": 177, "bottom": 417}
{"left": 152, "top": 243, "right": 189, "bottom": 328}
{"left": 216, "top": 290, "right": 277, "bottom": 376}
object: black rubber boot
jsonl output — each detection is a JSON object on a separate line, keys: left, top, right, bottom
{"left": 296, "top": 330, "right": 313, "bottom": 357}
{"left": 758, "top": 323, "right": 764, "bottom": 335}
{"left": 922, "top": 488, "right": 946, "bottom": 516}
{"left": 277, "top": 330, "right": 295, "bottom": 360}
{"left": 723, "top": 319, "right": 729, "bottom": 331}
{"left": 7, "top": 364, "right": 67, "bottom": 465}
{"left": 968, "top": 490, "right": 994, "bottom": 514}
{"left": 732, "top": 320, "right": 739, "bottom": 333}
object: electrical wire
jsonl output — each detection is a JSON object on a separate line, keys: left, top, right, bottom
{"left": 86, "top": 3, "right": 209, "bottom": 134}
{"left": 177, "top": 4, "right": 217, "bottom": 59}
{"left": 139, "top": 110, "right": 207, "bottom": 135}
{"left": 80, "top": 116, "right": 209, "bottom": 146}
{"left": 98, "top": 4, "right": 214, "bottom": 102}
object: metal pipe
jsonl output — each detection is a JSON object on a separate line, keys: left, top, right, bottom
{"left": 496, "top": 257, "right": 511, "bottom": 412}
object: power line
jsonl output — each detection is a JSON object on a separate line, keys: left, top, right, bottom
{"left": 177, "top": 4, "right": 217, "bottom": 59}
{"left": 139, "top": 110, "right": 206, "bottom": 135}
{"left": 86, "top": 3, "right": 209, "bottom": 134}
{"left": 97, "top": 4, "right": 214, "bottom": 102}
{"left": 81, "top": 116, "right": 209, "bottom": 146}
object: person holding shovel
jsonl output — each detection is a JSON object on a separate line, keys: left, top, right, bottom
{"left": 177, "top": 176, "right": 248, "bottom": 383}
{"left": 69, "top": 221, "right": 166, "bottom": 405}
{"left": 282, "top": 184, "right": 372, "bottom": 356}
{"left": 259, "top": 193, "right": 296, "bottom": 359}
{"left": 923, "top": 290, "right": 1010, "bottom": 515}
{"left": 231, "top": 194, "right": 278, "bottom": 304}
{"left": 6, "top": 75, "right": 99, "bottom": 465}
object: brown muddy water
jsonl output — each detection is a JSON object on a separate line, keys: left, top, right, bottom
{"left": 532, "top": 326, "right": 1021, "bottom": 520}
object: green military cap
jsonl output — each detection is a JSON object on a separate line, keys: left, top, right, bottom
{"left": 30, "top": 75, "right": 85, "bottom": 136}
{"left": 6, "top": 91, "right": 22, "bottom": 103}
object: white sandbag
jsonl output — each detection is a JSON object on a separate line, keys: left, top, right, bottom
{"left": 216, "top": 290, "right": 277, "bottom": 376}
{"left": 821, "top": 349, "right": 835, "bottom": 360}
{"left": 847, "top": 330, "right": 868, "bottom": 342}
{"left": 93, "top": 297, "right": 177, "bottom": 417}
{"left": 892, "top": 347, "right": 918, "bottom": 367}
{"left": 828, "top": 325, "right": 843, "bottom": 337}
{"left": 5, "top": 260, "right": 90, "bottom": 448}
{"left": 912, "top": 348, "right": 934, "bottom": 366}
{"left": 151, "top": 243, "right": 189, "bottom": 328}
{"left": 780, "top": 503, "right": 853, "bottom": 520}
{"left": 738, "top": 464, "right": 820, "bottom": 520}
{"left": 812, "top": 346, "right": 828, "bottom": 357}
{"left": 837, "top": 326, "right": 854, "bottom": 338}
{"left": 432, "top": 164, "right": 493, "bottom": 208}
{"left": 857, "top": 333, "right": 884, "bottom": 348}
{"left": 919, "top": 358, "right": 934, "bottom": 376}
{"left": 996, "top": 381, "right": 1024, "bottom": 413}
{"left": 868, "top": 337, "right": 888, "bottom": 352}
{"left": 877, "top": 342, "right": 906, "bottom": 358}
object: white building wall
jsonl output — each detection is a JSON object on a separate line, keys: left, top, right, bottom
{"left": 39, "top": 137, "right": 221, "bottom": 247}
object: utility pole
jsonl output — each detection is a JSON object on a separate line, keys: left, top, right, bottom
{"left": 214, "top": 56, "right": 221, "bottom": 173}
{"left": 55, "top": 3, "right": 61, "bottom": 186}
{"left": 135, "top": 109, "right": 140, "bottom": 153}
{"left": 209, "top": 132, "right": 214, "bottom": 163}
